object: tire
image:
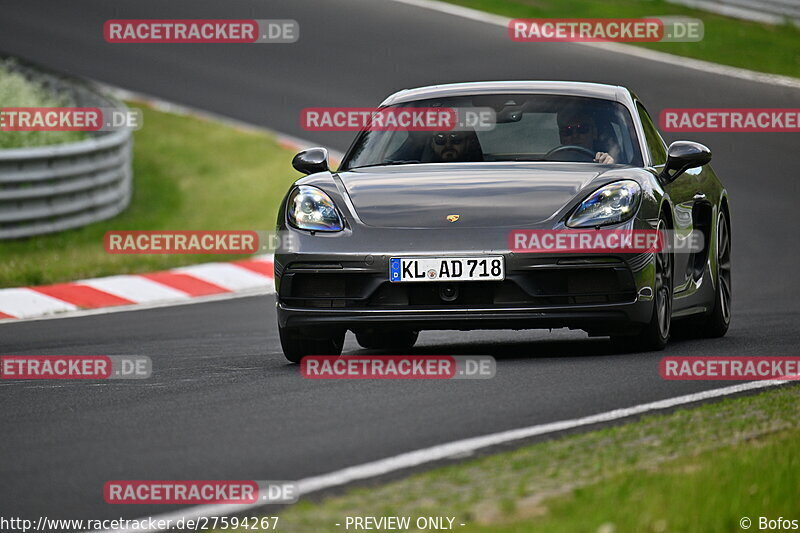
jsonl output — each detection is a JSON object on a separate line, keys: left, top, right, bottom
{"left": 689, "top": 209, "right": 732, "bottom": 338}
{"left": 279, "top": 326, "right": 344, "bottom": 363}
{"left": 355, "top": 329, "right": 419, "bottom": 351}
{"left": 612, "top": 215, "right": 672, "bottom": 352}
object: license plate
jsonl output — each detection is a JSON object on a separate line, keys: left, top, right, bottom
{"left": 390, "top": 256, "right": 505, "bottom": 282}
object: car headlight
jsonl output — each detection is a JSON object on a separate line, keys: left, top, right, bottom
{"left": 287, "top": 185, "right": 344, "bottom": 232}
{"left": 567, "top": 180, "right": 641, "bottom": 228}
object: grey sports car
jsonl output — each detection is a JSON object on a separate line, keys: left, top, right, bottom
{"left": 274, "top": 81, "right": 731, "bottom": 362}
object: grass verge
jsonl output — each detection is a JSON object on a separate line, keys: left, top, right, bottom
{"left": 268, "top": 385, "right": 800, "bottom": 533}
{"left": 0, "top": 104, "right": 300, "bottom": 287}
{"left": 442, "top": 0, "right": 800, "bottom": 78}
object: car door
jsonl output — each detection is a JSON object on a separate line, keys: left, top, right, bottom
{"left": 635, "top": 101, "right": 695, "bottom": 296}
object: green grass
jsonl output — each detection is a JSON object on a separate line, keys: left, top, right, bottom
{"left": 0, "top": 104, "right": 300, "bottom": 287}
{"left": 265, "top": 385, "right": 800, "bottom": 533}
{"left": 444, "top": 0, "right": 800, "bottom": 78}
{"left": 0, "top": 58, "right": 88, "bottom": 148}
{"left": 468, "top": 428, "right": 800, "bottom": 532}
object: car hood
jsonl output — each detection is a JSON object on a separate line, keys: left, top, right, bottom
{"left": 337, "top": 163, "right": 610, "bottom": 228}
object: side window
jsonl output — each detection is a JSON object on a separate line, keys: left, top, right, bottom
{"left": 636, "top": 102, "right": 667, "bottom": 166}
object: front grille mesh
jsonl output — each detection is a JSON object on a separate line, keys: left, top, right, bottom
{"left": 281, "top": 267, "right": 636, "bottom": 308}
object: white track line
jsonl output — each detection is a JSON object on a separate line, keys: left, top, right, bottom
{"left": 101, "top": 379, "right": 787, "bottom": 532}
{"left": 14, "top": 8, "right": 797, "bottom": 528}
{"left": 389, "top": 0, "right": 800, "bottom": 90}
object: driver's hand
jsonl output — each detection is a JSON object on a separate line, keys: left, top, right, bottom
{"left": 595, "top": 152, "right": 614, "bottom": 164}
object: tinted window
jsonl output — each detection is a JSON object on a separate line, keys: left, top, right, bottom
{"left": 341, "top": 95, "right": 643, "bottom": 169}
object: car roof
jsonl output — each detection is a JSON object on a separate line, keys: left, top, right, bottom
{"left": 380, "top": 81, "right": 629, "bottom": 106}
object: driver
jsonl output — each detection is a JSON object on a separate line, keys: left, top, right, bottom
{"left": 556, "top": 111, "right": 615, "bottom": 164}
{"left": 429, "top": 130, "right": 483, "bottom": 162}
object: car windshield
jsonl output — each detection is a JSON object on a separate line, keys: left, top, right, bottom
{"left": 341, "top": 94, "right": 643, "bottom": 170}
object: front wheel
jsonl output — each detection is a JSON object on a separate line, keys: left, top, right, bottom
{"left": 612, "top": 215, "right": 672, "bottom": 351}
{"left": 678, "top": 210, "right": 731, "bottom": 338}
{"left": 279, "top": 326, "right": 344, "bottom": 363}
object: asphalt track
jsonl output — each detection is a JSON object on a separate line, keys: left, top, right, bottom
{"left": 1, "top": 0, "right": 799, "bottom": 523}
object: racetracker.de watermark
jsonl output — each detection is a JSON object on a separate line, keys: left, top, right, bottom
{"left": 660, "top": 357, "right": 800, "bottom": 380}
{"left": 660, "top": 108, "right": 800, "bottom": 132}
{"left": 103, "top": 481, "right": 297, "bottom": 504}
{"left": 508, "top": 17, "right": 703, "bottom": 42}
{"left": 104, "top": 19, "right": 299, "bottom": 43}
{"left": 300, "top": 107, "right": 496, "bottom": 131}
{"left": 0, "top": 356, "right": 151, "bottom": 380}
{"left": 509, "top": 229, "right": 704, "bottom": 254}
{"left": 301, "top": 356, "right": 496, "bottom": 379}
{"left": 0, "top": 107, "right": 142, "bottom": 131}
{"left": 103, "top": 230, "right": 297, "bottom": 254}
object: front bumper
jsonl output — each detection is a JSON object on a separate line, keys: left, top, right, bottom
{"left": 275, "top": 251, "right": 656, "bottom": 335}
{"left": 278, "top": 301, "right": 652, "bottom": 335}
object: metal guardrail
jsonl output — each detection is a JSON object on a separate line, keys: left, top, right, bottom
{"left": 0, "top": 63, "right": 132, "bottom": 239}
{"left": 667, "top": 0, "right": 800, "bottom": 24}
{"left": 721, "top": 0, "right": 800, "bottom": 21}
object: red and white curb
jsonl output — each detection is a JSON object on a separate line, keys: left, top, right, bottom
{"left": 0, "top": 255, "right": 274, "bottom": 321}
{"left": 0, "top": 86, "right": 342, "bottom": 324}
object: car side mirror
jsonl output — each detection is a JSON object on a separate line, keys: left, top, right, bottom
{"left": 659, "top": 141, "right": 711, "bottom": 182}
{"left": 292, "top": 147, "right": 330, "bottom": 175}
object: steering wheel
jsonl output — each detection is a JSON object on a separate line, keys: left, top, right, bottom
{"left": 544, "top": 145, "right": 596, "bottom": 162}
